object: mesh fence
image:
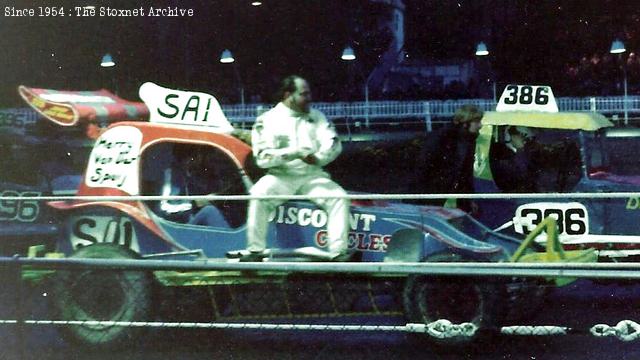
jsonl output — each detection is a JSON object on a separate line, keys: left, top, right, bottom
{"left": 2, "top": 258, "right": 640, "bottom": 360}
{"left": 3, "top": 185, "right": 640, "bottom": 360}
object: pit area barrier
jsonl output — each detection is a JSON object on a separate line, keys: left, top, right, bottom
{"left": 3, "top": 192, "right": 640, "bottom": 358}
{"left": 1, "top": 319, "right": 639, "bottom": 341}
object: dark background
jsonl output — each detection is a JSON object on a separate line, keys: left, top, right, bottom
{"left": 2, "top": 2, "right": 640, "bottom": 358}
{"left": 2, "top": 0, "right": 640, "bottom": 107}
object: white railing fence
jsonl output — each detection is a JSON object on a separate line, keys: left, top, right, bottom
{"left": 222, "top": 95, "right": 640, "bottom": 129}
{"left": 3, "top": 95, "right": 640, "bottom": 132}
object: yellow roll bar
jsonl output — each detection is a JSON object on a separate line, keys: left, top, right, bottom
{"left": 510, "top": 217, "right": 598, "bottom": 286}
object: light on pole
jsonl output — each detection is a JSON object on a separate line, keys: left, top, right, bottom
{"left": 475, "top": 42, "right": 495, "bottom": 102}
{"left": 610, "top": 39, "right": 626, "bottom": 54}
{"left": 100, "top": 53, "right": 117, "bottom": 94}
{"left": 219, "top": 49, "right": 234, "bottom": 64}
{"left": 475, "top": 42, "right": 489, "bottom": 56}
{"left": 100, "top": 53, "right": 115, "bottom": 67}
{"left": 340, "top": 45, "right": 373, "bottom": 128}
{"left": 219, "top": 49, "right": 245, "bottom": 105}
{"left": 341, "top": 46, "right": 356, "bottom": 61}
{"left": 610, "top": 39, "right": 628, "bottom": 125}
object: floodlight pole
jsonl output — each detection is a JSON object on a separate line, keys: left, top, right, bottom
{"left": 219, "top": 49, "right": 245, "bottom": 105}
{"left": 475, "top": 42, "right": 495, "bottom": 102}
{"left": 610, "top": 40, "right": 628, "bottom": 125}
{"left": 340, "top": 45, "right": 373, "bottom": 128}
{"left": 623, "top": 61, "right": 628, "bottom": 125}
{"left": 364, "top": 72, "right": 373, "bottom": 128}
{"left": 613, "top": 54, "right": 629, "bottom": 126}
{"left": 233, "top": 63, "right": 245, "bottom": 106}
{"left": 100, "top": 53, "right": 117, "bottom": 95}
{"left": 492, "top": 82, "right": 497, "bottom": 103}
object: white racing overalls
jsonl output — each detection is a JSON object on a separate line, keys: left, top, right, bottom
{"left": 247, "top": 102, "right": 349, "bottom": 255}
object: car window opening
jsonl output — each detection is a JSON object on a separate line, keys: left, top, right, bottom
{"left": 489, "top": 126, "right": 581, "bottom": 193}
{"left": 140, "top": 142, "right": 247, "bottom": 228}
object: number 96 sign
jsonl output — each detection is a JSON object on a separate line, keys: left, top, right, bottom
{"left": 512, "top": 202, "right": 589, "bottom": 236}
{"left": 0, "top": 191, "right": 40, "bottom": 222}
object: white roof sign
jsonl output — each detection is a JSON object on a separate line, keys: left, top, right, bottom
{"left": 496, "top": 85, "right": 559, "bottom": 113}
{"left": 139, "top": 82, "right": 234, "bottom": 133}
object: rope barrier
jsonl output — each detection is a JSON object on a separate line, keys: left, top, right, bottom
{"left": 0, "top": 320, "right": 433, "bottom": 335}
{"left": 423, "top": 320, "right": 477, "bottom": 339}
{"left": 591, "top": 320, "right": 640, "bottom": 342}
{"left": 501, "top": 325, "right": 568, "bottom": 336}
{"left": 0, "top": 319, "right": 638, "bottom": 341}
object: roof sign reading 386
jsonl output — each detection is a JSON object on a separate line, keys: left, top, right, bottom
{"left": 496, "top": 85, "right": 559, "bottom": 113}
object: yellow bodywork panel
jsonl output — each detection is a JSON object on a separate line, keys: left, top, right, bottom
{"left": 510, "top": 217, "right": 598, "bottom": 287}
{"left": 481, "top": 111, "right": 613, "bottom": 131}
{"left": 473, "top": 124, "right": 494, "bottom": 180}
{"left": 473, "top": 111, "right": 612, "bottom": 180}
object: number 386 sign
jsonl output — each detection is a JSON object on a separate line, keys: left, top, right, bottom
{"left": 496, "top": 85, "right": 559, "bottom": 113}
{"left": 512, "top": 202, "right": 589, "bottom": 236}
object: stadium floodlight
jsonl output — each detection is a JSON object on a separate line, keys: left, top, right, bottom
{"left": 609, "top": 39, "right": 629, "bottom": 124}
{"left": 610, "top": 39, "right": 626, "bottom": 54}
{"left": 220, "top": 49, "right": 244, "bottom": 104}
{"left": 219, "top": 49, "right": 235, "bottom": 63}
{"left": 100, "top": 53, "right": 115, "bottom": 67}
{"left": 341, "top": 46, "right": 356, "bottom": 61}
{"left": 475, "top": 42, "right": 489, "bottom": 56}
{"left": 474, "top": 42, "right": 495, "bottom": 101}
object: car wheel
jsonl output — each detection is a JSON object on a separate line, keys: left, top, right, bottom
{"left": 53, "top": 243, "right": 151, "bottom": 348}
{"left": 402, "top": 252, "right": 502, "bottom": 347}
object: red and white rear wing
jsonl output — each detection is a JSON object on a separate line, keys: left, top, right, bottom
{"left": 18, "top": 85, "right": 149, "bottom": 127}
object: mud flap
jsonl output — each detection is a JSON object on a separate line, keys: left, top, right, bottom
{"left": 385, "top": 229, "right": 423, "bottom": 262}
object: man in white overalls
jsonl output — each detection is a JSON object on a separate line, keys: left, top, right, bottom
{"left": 244, "top": 75, "right": 350, "bottom": 261}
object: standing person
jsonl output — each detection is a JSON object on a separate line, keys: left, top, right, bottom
{"left": 243, "top": 75, "right": 350, "bottom": 262}
{"left": 417, "top": 104, "right": 483, "bottom": 213}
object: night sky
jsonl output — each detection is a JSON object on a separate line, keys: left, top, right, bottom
{"left": 1, "top": 0, "right": 639, "bottom": 107}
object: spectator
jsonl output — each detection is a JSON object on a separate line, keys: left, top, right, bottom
{"left": 415, "top": 104, "right": 483, "bottom": 213}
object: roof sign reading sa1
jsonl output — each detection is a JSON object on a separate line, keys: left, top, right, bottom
{"left": 139, "top": 82, "right": 234, "bottom": 133}
{"left": 496, "top": 85, "right": 559, "bottom": 113}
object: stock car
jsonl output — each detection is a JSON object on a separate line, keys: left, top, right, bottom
{"left": 0, "top": 114, "right": 87, "bottom": 256}
{"left": 13, "top": 82, "right": 582, "bottom": 349}
{"left": 0, "top": 86, "right": 148, "bottom": 256}
{"left": 472, "top": 85, "right": 640, "bottom": 260}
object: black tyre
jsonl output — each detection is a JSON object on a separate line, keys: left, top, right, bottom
{"left": 54, "top": 244, "right": 151, "bottom": 348}
{"left": 402, "top": 252, "right": 502, "bottom": 347}
{"left": 501, "top": 277, "right": 548, "bottom": 324}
